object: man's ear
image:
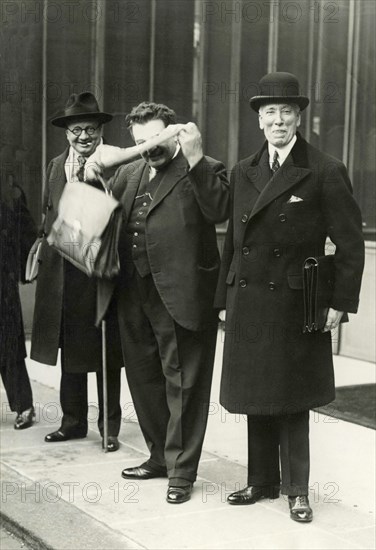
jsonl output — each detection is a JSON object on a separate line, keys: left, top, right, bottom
{"left": 258, "top": 115, "right": 264, "bottom": 130}
{"left": 296, "top": 113, "right": 301, "bottom": 128}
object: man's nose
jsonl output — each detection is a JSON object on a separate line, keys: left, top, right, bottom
{"left": 80, "top": 129, "right": 90, "bottom": 139}
{"left": 274, "top": 112, "right": 283, "bottom": 124}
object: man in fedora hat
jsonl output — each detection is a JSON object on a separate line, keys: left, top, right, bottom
{"left": 31, "top": 92, "right": 124, "bottom": 452}
{"left": 215, "top": 72, "right": 364, "bottom": 522}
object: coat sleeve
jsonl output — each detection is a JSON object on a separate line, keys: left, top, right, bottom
{"left": 214, "top": 172, "right": 235, "bottom": 309}
{"left": 187, "top": 156, "right": 230, "bottom": 224}
{"left": 321, "top": 160, "right": 365, "bottom": 313}
{"left": 108, "top": 160, "right": 141, "bottom": 199}
{"left": 16, "top": 188, "right": 37, "bottom": 282}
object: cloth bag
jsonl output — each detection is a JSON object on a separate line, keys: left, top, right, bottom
{"left": 47, "top": 180, "right": 121, "bottom": 278}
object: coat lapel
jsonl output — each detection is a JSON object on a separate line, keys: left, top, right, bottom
{"left": 49, "top": 149, "right": 69, "bottom": 211}
{"left": 148, "top": 152, "right": 187, "bottom": 215}
{"left": 249, "top": 134, "right": 312, "bottom": 221}
{"left": 121, "top": 162, "right": 148, "bottom": 220}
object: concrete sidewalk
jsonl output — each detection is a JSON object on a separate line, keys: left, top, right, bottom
{"left": 1, "top": 331, "right": 375, "bottom": 550}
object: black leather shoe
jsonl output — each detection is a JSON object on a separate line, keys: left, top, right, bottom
{"left": 121, "top": 465, "right": 167, "bottom": 480}
{"left": 167, "top": 485, "right": 192, "bottom": 504}
{"left": 102, "top": 436, "right": 119, "bottom": 452}
{"left": 288, "top": 495, "right": 313, "bottom": 522}
{"left": 44, "top": 430, "right": 86, "bottom": 443}
{"left": 14, "top": 407, "right": 35, "bottom": 430}
{"left": 227, "top": 485, "right": 280, "bottom": 505}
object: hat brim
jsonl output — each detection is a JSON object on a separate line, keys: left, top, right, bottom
{"left": 249, "top": 96, "right": 309, "bottom": 112}
{"left": 51, "top": 112, "right": 113, "bottom": 128}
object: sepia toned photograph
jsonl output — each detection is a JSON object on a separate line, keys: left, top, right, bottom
{"left": 1, "top": 1, "right": 375, "bottom": 549}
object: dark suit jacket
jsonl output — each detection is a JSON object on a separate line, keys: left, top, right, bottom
{"left": 215, "top": 133, "right": 365, "bottom": 415}
{"left": 97, "top": 153, "right": 230, "bottom": 331}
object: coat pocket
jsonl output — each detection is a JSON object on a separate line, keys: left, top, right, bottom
{"left": 287, "top": 274, "right": 303, "bottom": 289}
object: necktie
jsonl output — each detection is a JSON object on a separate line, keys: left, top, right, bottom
{"left": 271, "top": 150, "right": 280, "bottom": 174}
{"left": 147, "top": 168, "right": 164, "bottom": 199}
{"left": 76, "top": 156, "right": 86, "bottom": 182}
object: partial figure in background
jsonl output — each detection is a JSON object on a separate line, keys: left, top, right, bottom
{"left": 215, "top": 72, "right": 365, "bottom": 522}
{"left": 1, "top": 175, "right": 36, "bottom": 429}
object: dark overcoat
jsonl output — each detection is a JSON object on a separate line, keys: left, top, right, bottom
{"left": 31, "top": 149, "right": 123, "bottom": 373}
{"left": 97, "top": 153, "right": 230, "bottom": 330}
{"left": 1, "top": 185, "right": 36, "bottom": 370}
{"left": 215, "top": 134, "right": 364, "bottom": 415}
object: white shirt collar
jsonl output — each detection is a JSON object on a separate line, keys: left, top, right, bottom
{"left": 149, "top": 144, "right": 181, "bottom": 181}
{"left": 268, "top": 134, "right": 297, "bottom": 168}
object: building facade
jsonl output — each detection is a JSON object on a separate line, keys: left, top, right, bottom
{"left": 1, "top": 0, "right": 374, "bottom": 361}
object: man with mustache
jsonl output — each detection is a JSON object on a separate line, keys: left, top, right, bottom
{"left": 93, "top": 101, "right": 230, "bottom": 503}
{"left": 31, "top": 92, "right": 124, "bottom": 451}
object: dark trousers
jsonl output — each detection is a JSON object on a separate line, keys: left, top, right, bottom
{"left": 60, "top": 353, "right": 122, "bottom": 437}
{"left": 1, "top": 359, "right": 33, "bottom": 414}
{"left": 247, "top": 411, "right": 310, "bottom": 496}
{"left": 117, "top": 273, "right": 217, "bottom": 483}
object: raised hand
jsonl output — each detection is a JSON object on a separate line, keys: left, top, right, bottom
{"left": 177, "top": 122, "right": 204, "bottom": 168}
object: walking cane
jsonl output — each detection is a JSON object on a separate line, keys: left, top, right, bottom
{"left": 101, "top": 320, "right": 108, "bottom": 453}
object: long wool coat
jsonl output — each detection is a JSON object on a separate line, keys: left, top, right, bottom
{"left": 1, "top": 185, "right": 36, "bottom": 370}
{"left": 215, "top": 134, "right": 364, "bottom": 416}
{"left": 31, "top": 149, "right": 123, "bottom": 373}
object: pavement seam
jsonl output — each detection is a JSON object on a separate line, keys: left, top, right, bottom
{"left": 0, "top": 511, "right": 53, "bottom": 550}
{"left": 0, "top": 463, "right": 146, "bottom": 550}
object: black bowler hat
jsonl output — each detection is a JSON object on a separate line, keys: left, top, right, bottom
{"left": 51, "top": 92, "right": 113, "bottom": 127}
{"left": 249, "top": 72, "right": 309, "bottom": 112}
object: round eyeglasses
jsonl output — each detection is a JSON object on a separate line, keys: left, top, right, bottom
{"left": 67, "top": 124, "right": 101, "bottom": 136}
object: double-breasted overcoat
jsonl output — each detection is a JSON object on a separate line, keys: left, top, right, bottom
{"left": 31, "top": 149, "right": 122, "bottom": 373}
{"left": 215, "top": 134, "right": 364, "bottom": 415}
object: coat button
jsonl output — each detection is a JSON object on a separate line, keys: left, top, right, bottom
{"left": 278, "top": 213, "right": 287, "bottom": 223}
{"left": 273, "top": 248, "right": 282, "bottom": 257}
{"left": 242, "top": 246, "right": 249, "bottom": 256}
{"left": 239, "top": 279, "right": 247, "bottom": 288}
{"left": 269, "top": 282, "right": 276, "bottom": 291}
{"left": 47, "top": 202, "right": 52, "bottom": 210}
{"left": 241, "top": 214, "right": 248, "bottom": 223}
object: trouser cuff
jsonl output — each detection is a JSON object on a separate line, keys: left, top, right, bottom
{"left": 168, "top": 468, "right": 196, "bottom": 483}
{"left": 143, "top": 459, "right": 167, "bottom": 475}
{"left": 281, "top": 484, "right": 308, "bottom": 496}
{"left": 247, "top": 477, "right": 280, "bottom": 488}
{"left": 168, "top": 477, "right": 192, "bottom": 487}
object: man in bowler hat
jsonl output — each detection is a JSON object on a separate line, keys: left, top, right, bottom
{"left": 215, "top": 72, "right": 364, "bottom": 521}
{"left": 91, "top": 101, "right": 230, "bottom": 503}
{"left": 31, "top": 92, "right": 123, "bottom": 451}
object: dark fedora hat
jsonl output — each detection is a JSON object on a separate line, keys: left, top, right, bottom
{"left": 51, "top": 92, "right": 113, "bottom": 127}
{"left": 249, "top": 72, "right": 309, "bottom": 112}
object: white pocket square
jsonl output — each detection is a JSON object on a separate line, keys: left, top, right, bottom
{"left": 287, "top": 195, "right": 304, "bottom": 203}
